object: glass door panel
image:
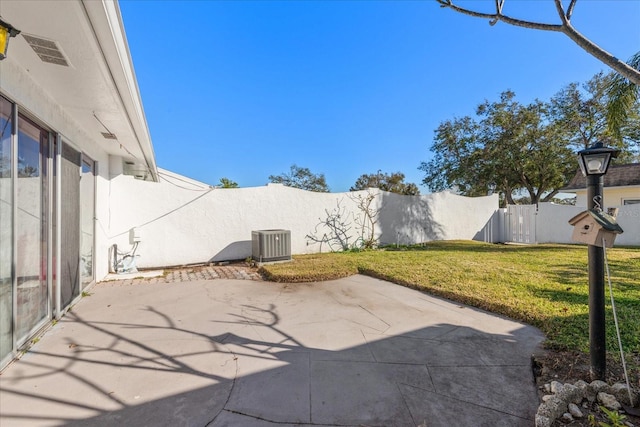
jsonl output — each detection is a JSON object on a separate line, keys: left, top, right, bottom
{"left": 60, "top": 143, "right": 80, "bottom": 309}
{"left": 0, "top": 97, "right": 13, "bottom": 362}
{"left": 80, "top": 156, "right": 95, "bottom": 288}
{"left": 15, "top": 116, "right": 48, "bottom": 342}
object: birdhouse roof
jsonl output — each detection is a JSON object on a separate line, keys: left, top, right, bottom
{"left": 568, "top": 210, "right": 623, "bottom": 234}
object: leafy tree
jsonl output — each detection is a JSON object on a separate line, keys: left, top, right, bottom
{"left": 435, "top": 1, "right": 640, "bottom": 161}
{"left": 268, "top": 164, "right": 330, "bottom": 192}
{"left": 550, "top": 72, "right": 640, "bottom": 161}
{"left": 607, "top": 52, "right": 640, "bottom": 152}
{"left": 350, "top": 170, "right": 420, "bottom": 195}
{"left": 550, "top": 196, "right": 576, "bottom": 206}
{"left": 218, "top": 177, "right": 239, "bottom": 188}
{"left": 419, "top": 90, "right": 576, "bottom": 205}
{"left": 436, "top": 0, "right": 640, "bottom": 86}
{"left": 17, "top": 156, "right": 39, "bottom": 178}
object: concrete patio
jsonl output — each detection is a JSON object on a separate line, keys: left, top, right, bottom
{"left": 0, "top": 274, "right": 544, "bottom": 426}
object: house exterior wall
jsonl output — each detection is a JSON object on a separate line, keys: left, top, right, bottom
{"left": 107, "top": 173, "right": 500, "bottom": 271}
{"left": 574, "top": 186, "right": 640, "bottom": 207}
{"left": 0, "top": 0, "right": 158, "bottom": 370}
{"left": 0, "top": 35, "right": 139, "bottom": 370}
{"left": 1, "top": 57, "right": 114, "bottom": 281}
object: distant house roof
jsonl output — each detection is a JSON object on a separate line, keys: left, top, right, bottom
{"left": 562, "top": 163, "right": 640, "bottom": 191}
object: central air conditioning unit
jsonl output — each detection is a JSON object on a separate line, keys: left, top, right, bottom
{"left": 252, "top": 229, "right": 291, "bottom": 263}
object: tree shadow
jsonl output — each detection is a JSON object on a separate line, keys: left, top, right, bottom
{"left": 0, "top": 280, "right": 545, "bottom": 426}
{"left": 378, "top": 192, "right": 445, "bottom": 246}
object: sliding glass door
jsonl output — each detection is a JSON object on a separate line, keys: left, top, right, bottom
{"left": 15, "top": 116, "right": 49, "bottom": 344}
{"left": 0, "top": 96, "right": 95, "bottom": 369}
{"left": 60, "top": 143, "right": 80, "bottom": 309}
{"left": 80, "top": 156, "right": 95, "bottom": 289}
{"left": 0, "top": 97, "right": 13, "bottom": 363}
{"left": 59, "top": 146, "right": 95, "bottom": 310}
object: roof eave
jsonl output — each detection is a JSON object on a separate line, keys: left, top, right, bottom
{"left": 81, "top": 0, "right": 158, "bottom": 181}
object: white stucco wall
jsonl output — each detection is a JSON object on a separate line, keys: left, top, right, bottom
{"left": 105, "top": 173, "right": 500, "bottom": 272}
{"left": 614, "top": 205, "right": 640, "bottom": 246}
{"left": 531, "top": 202, "right": 639, "bottom": 247}
{"left": 377, "top": 191, "right": 499, "bottom": 245}
{"left": 536, "top": 203, "right": 585, "bottom": 244}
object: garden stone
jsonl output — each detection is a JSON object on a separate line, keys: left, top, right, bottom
{"left": 535, "top": 414, "right": 552, "bottom": 427}
{"left": 568, "top": 403, "right": 583, "bottom": 419}
{"left": 550, "top": 381, "right": 563, "bottom": 394}
{"left": 574, "top": 380, "right": 590, "bottom": 400}
{"left": 544, "top": 383, "right": 551, "bottom": 393}
{"left": 611, "top": 382, "right": 637, "bottom": 406}
{"left": 542, "top": 394, "right": 553, "bottom": 402}
{"left": 590, "top": 380, "right": 609, "bottom": 395}
{"left": 597, "top": 392, "right": 621, "bottom": 411}
{"left": 539, "top": 396, "right": 568, "bottom": 421}
{"left": 561, "top": 412, "right": 574, "bottom": 423}
{"left": 558, "top": 383, "right": 581, "bottom": 404}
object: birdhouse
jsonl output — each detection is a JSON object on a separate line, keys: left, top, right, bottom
{"left": 568, "top": 209, "right": 623, "bottom": 248}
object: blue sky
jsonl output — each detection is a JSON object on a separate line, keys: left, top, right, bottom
{"left": 119, "top": 0, "right": 640, "bottom": 193}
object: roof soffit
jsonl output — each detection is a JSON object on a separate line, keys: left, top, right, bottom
{"left": 0, "top": 0, "right": 157, "bottom": 180}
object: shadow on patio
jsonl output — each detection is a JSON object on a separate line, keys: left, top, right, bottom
{"left": 0, "top": 276, "right": 544, "bottom": 426}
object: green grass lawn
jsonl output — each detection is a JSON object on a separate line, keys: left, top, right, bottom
{"left": 260, "top": 241, "right": 640, "bottom": 355}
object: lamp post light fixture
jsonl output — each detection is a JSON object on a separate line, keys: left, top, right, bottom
{"left": 577, "top": 141, "right": 620, "bottom": 380}
{"left": 0, "top": 17, "right": 21, "bottom": 61}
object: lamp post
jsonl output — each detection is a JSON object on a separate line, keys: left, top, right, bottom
{"left": 576, "top": 141, "right": 620, "bottom": 380}
{"left": 0, "top": 17, "right": 21, "bottom": 61}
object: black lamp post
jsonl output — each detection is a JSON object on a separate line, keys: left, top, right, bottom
{"left": 0, "top": 17, "right": 21, "bottom": 61}
{"left": 576, "top": 141, "right": 620, "bottom": 380}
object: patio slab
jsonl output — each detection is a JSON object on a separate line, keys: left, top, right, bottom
{"left": 0, "top": 274, "right": 544, "bottom": 426}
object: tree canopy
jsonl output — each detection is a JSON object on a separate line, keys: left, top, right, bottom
{"left": 607, "top": 52, "right": 640, "bottom": 142}
{"left": 436, "top": 0, "right": 640, "bottom": 142}
{"left": 268, "top": 164, "right": 330, "bottom": 192}
{"left": 218, "top": 177, "right": 239, "bottom": 188}
{"left": 420, "top": 73, "right": 639, "bottom": 206}
{"left": 550, "top": 72, "right": 639, "bottom": 161}
{"left": 350, "top": 170, "right": 420, "bottom": 195}
{"left": 421, "top": 90, "right": 575, "bottom": 205}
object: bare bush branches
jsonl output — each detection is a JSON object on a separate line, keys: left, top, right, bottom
{"left": 306, "top": 190, "right": 382, "bottom": 252}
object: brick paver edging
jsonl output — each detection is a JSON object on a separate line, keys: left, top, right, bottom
{"left": 102, "top": 265, "right": 263, "bottom": 286}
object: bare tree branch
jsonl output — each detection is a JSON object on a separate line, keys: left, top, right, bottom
{"left": 436, "top": 0, "right": 640, "bottom": 86}
{"left": 436, "top": 0, "right": 562, "bottom": 31}
{"left": 554, "top": 0, "right": 569, "bottom": 25}
{"left": 567, "top": 0, "right": 578, "bottom": 20}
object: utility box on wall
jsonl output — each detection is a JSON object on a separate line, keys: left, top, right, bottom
{"left": 568, "top": 210, "right": 623, "bottom": 248}
{"left": 252, "top": 229, "right": 292, "bottom": 263}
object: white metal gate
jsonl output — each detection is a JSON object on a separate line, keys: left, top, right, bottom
{"left": 505, "top": 205, "right": 537, "bottom": 244}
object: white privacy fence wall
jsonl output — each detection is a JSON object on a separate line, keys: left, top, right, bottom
{"left": 105, "top": 171, "right": 499, "bottom": 270}
{"left": 499, "top": 203, "right": 640, "bottom": 246}
{"left": 535, "top": 202, "right": 639, "bottom": 246}
{"left": 103, "top": 170, "right": 639, "bottom": 275}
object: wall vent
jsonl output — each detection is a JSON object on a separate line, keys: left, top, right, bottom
{"left": 22, "top": 34, "right": 69, "bottom": 66}
{"left": 252, "top": 230, "right": 291, "bottom": 263}
{"left": 123, "top": 160, "right": 148, "bottom": 180}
